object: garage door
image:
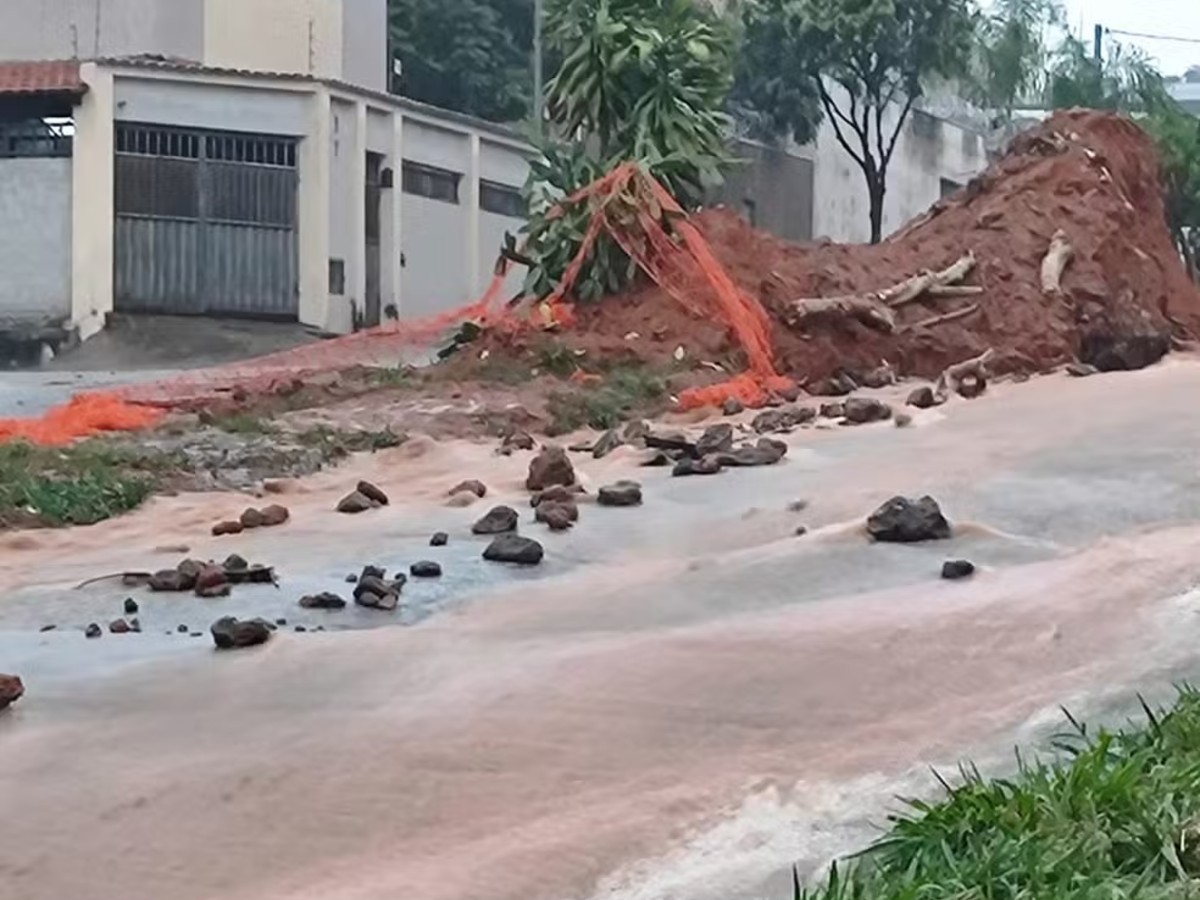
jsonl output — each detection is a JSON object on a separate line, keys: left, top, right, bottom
{"left": 114, "top": 123, "right": 298, "bottom": 317}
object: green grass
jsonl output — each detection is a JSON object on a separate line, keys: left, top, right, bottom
{"left": 206, "top": 412, "right": 281, "bottom": 435}
{"left": 796, "top": 688, "right": 1200, "bottom": 900}
{"left": 545, "top": 368, "right": 668, "bottom": 435}
{"left": 0, "top": 440, "right": 168, "bottom": 527}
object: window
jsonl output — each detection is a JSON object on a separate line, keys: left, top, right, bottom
{"left": 329, "top": 259, "right": 346, "bottom": 295}
{"left": 402, "top": 161, "right": 460, "bottom": 204}
{"left": 480, "top": 180, "right": 525, "bottom": 217}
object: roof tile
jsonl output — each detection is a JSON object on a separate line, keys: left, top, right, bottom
{"left": 0, "top": 60, "right": 85, "bottom": 97}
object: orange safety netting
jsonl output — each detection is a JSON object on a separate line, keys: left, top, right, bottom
{"left": 0, "top": 163, "right": 789, "bottom": 445}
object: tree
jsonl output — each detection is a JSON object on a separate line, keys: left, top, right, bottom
{"left": 969, "top": 0, "right": 1063, "bottom": 123}
{"left": 737, "top": 0, "right": 975, "bottom": 243}
{"left": 1149, "top": 108, "right": 1200, "bottom": 282}
{"left": 1048, "top": 36, "right": 1167, "bottom": 112}
{"left": 389, "top": 0, "right": 533, "bottom": 122}
{"left": 516, "top": 0, "right": 735, "bottom": 300}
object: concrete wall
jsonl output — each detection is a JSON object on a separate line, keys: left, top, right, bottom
{"left": 114, "top": 78, "right": 309, "bottom": 135}
{"left": 340, "top": 0, "right": 387, "bottom": 92}
{"left": 0, "top": 0, "right": 205, "bottom": 61}
{"left": 203, "top": 0, "right": 342, "bottom": 79}
{"left": 328, "top": 98, "right": 358, "bottom": 314}
{"left": 808, "top": 82, "right": 987, "bottom": 242}
{"left": 0, "top": 157, "right": 72, "bottom": 322}
{"left": 713, "top": 140, "right": 815, "bottom": 241}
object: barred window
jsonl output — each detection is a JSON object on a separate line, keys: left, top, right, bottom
{"left": 480, "top": 180, "right": 525, "bottom": 217}
{"left": 402, "top": 161, "right": 460, "bottom": 204}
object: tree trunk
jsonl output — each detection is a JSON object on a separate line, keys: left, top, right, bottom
{"left": 868, "top": 180, "right": 885, "bottom": 245}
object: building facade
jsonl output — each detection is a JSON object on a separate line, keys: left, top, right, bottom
{"left": 0, "top": 0, "right": 986, "bottom": 348}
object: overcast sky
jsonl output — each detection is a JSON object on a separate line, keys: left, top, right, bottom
{"left": 1061, "top": 0, "right": 1200, "bottom": 76}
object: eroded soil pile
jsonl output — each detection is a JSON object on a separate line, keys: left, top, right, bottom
{"left": 559, "top": 109, "right": 1200, "bottom": 386}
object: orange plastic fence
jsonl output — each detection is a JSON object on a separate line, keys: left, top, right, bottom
{"left": 0, "top": 163, "right": 790, "bottom": 445}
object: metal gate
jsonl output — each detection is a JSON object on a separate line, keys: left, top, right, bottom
{"left": 114, "top": 123, "right": 299, "bottom": 317}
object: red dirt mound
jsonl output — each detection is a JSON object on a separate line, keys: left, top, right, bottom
{"left": 567, "top": 109, "right": 1200, "bottom": 386}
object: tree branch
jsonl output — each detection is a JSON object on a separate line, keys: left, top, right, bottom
{"left": 882, "top": 93, "right": 917, "bottom": 170}
{"left": 818, "top": 83, "right": 867, "bottom": 169}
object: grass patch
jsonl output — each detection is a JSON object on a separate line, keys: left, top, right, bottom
{"left": 796, "top": 688, "right": 1200, "bottom": 900}
{"left": 205, "top": 412, "right": 281, "bottom": 435}
{"left": 293, "top": 425, "right": 406, "bottom": 455}
{"left": 0, "top": 440, "right": 172, "bottom": 527}
{"left": 545, "top": 368, "right": 668, "bottom": 435}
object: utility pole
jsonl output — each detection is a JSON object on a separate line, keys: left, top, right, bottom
{"left": 533, "top": 0, "right": 544, "bottom": 138}
{"left": 1093, "top": 23, "right": 1103, "bottom": 61}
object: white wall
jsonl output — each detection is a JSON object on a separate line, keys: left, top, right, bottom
{"left": 204, "top": 0, "right": 342, "bottom": 79}
{"left": 0, "top": 158, "right": 72, "bottom": 322}
{"left": 114, "top": 78, "right": 309, "bottom": 135}
{"left": 0, "top": 0, "right": 205, "bottom": 62}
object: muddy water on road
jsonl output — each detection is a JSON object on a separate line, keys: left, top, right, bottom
{"left": 4, "top": 362, "right": 1200, "bottom": 900}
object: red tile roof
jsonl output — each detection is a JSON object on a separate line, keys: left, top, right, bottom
{"left": 0, "top": 60, "right": 85, "bottom": 97}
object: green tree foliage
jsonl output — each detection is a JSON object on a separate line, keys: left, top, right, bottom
{"left": 968, "top": 0, "right": 1062, "bottom": 122}
{"left": 736, "top": 0, "right": 975, "bottom": 243}
{"left": 389, "top": 0, "right": 533, "bottom": 122}
{"left": 516, "top": 0, "right": 735, "bottom": 301}
{"left": 1149, "top": 109, "right": 1200, "bottom": 281}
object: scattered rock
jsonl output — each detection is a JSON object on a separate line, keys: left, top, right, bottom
{"left": 526, "top": 445, "right": 577, "bottom": 491}
{"left": 276, "top": 618, "right": 288, "bottom": 626}
{"left": 673, "top": 456, "right": 724, "bottom": 477}
{"left": 450, "top": 479, "right": 488, "bottom": 499}
{"left": 1066, "top": 361, "right": 1099, "bottom": 378}
{"left": 859, "top": 364, "right": 897, "bottom": 389}
{"left": 237, "top": 565, "right": 275, "bottom": 585}
{"left": 895, "top": 413, "right": 913, "bottom": 428}
{"left": 867, "top": 496, "right": 952, "bottom": 543}
{"left": 794, "top": 525, "right": 809, "bottom": 537}
{"left": 942, "top": 559, "right": 976, "bottom": 580}
{"left": 299, "top": 592, "right": 347, "bottom": 610}
{"left": 696, "top": 423, "right": 735, "bottom": 457}
{"left": 240, "top": 507, "right": 266, "bottom": 529}
{"left": 645, "top": 431, "right": 698, "bottom": 457}
{"left": 212, "top": 520, "right": 244, "bottom": 537}
{"left": 815, "top": 371, "right": 858, "bottom": 396}
{"left": 430, "top": 531, "right": 449, "bottom": 547}
{"left": 410, "top": 561, "right": 443, "bottom": 578}
{"left": 776, "top": 383, "right": 804, "bottom": 402}
{"left": 819, "top": 402, "right": 845, "bottom": 419}
{"left": 788, "top": 499, "right": 809, "bottom": 512}
{"left": 722, "top": 397, "right": 745, "bottom": 416}
{"left": 0, "top": 674, "right": 23, "bottom": 711}
{"left": 345, "top": 573, "right": 358, "bottom": 583}
{"left": 223, "top": 554, "right": 249, "bottom": 572}
{"left": 623, "top": 420, "right": 651, "bottom": 443}
{"left": 592, "top": 429, "right": 623, "bottom": 459}
{"left": 472, "top": 505, "right": 520, "bottom": 535}
{"left": 177, "top": 624, "right": 190, "bottom": 633}
{"left": 295, "top": 625, "right": 308, "bottom": 633}
{"left": 568, "top": 441, "right": 594, "bottom": 453}
{"left": 211, "top": 617, "right": 272, "bottom": 650}
{"left": 539, "top": 504, "right": 575, "bottom": 531}
{"left": 129, "top": 618, "right": 142, "bottom": 633}
{"left": 1080, "top": 330, "right": 1169, "bottom": 373}
{"left": 356, "top": 481, "right": 389, "bottom": 506}
{"left": 354, "top": 575, "right": 401, "bottom": 611}
{"left": 843, "top": 397, "right": 894, "bottom": 424}
{"left": 336, "top": 491, "right": 375, "bottom": 514}
{"left": 483, "top": 534, "right": 545, "bottom": 565}
{"left": 123, "top": 598, "right": 139, "bottom": 615}
{"left": 597, "top": 481, "right": 643, "bottom": 507}
{"left": 109, "top": 618, "right": 131, "bottom": 635}
{"left": 39, "top": 624, "right": 56, "bottom": 633}
{"left": 149, "top": 568, "right": 190, "bottom": 592}
{"left": 642, "top": 451, "right": 674, "bottom": 467}
{"left": 194, "top": 565, "right": 230, "bottom": 597}
{"left": 176, "top": 558, "right": 204, "bottom": 587}
{"left": 531, "top": 484, "right": 583, "bottom": 508}
{"left": 85, "top": 623, "right": 102, "bottom": 639}
{"left": 361, "top": 564, "right": 387, "bottom": 581}
{"left": 259, "top": 504, "right": 290, "bottom": 526}
{"left": 499, "top": 430, "right": 536, "bottom": 455}
{"left": 906, "top": 386, "right": 940, "bottom": 409}
{"left": 752, "top": 406, "right": 815, "bottom": 434}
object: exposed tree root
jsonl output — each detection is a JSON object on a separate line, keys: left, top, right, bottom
{"left": 935, "top": 347, "right": 995, "bottom": 399}
{"left": 902, "top": 302, "right": 981, "bottom": 333}
{"left": 786, "top": 253, "right": 978, "bottom": 333}
{"left": 1041, "top": 230, "right": 1073, "bottom": 294}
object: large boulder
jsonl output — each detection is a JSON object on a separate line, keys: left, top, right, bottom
{"left": 535, "top": 499, "right": 579, "bottom": 524}
{"left": 673, "top": 456, "right": 724, "bottom": 477}
{"left": 592, "top": 429, "right": 623, "bottom": 459}
{"left": 867, "top": 496, "right": 951, "bottom": 543}
{"left": 356, "top": 481, "right": 389, "bottom": 506}
{"left": 449, "top": 479, "right": 488, "bottom": 499}
{"left": 1080, "top": 329, "right": 1170, "bottom": 373}
{"left": 299, "top": 592, "right": 347, "bottom": 610}
{"left": 906, "top": 386, "right": 940, "bottom": 409}
{"left": 483, "top": 534, "right": 545, "bottom": 565}
{"left": 717, "top": 438, "right": 788, "bottom": 468}
{"left": 211, "top": 617, "right": 272, "bottom": 650}
{"left": 0, "top": 674, "right": 23, "bottom": 711}
{"left": 353, "top": 575, "right": 401, "bottom": 611}
{"left": 526, "top": 445, "right": 576, "bottom": 491}
{"left": 472, "top": 505, "right": 520, "bottom": 535}
{"left": 695, "top": 423, "right": 735, "bottom": 457}
{"left": 336, "top": 491, "right": 375, "bottom": 514}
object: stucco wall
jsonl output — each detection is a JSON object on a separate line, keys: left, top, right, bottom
{"left": 401, "top": 194, "right": 470, "bottom": 317}
{"left": 712, "top": 140, "right": 815, "bottom": 241}
{"left": 0, "top": 157, "right": 72, "bottom": 322}
{"left": 328, "top": 98, "right": 358, "bottom": 303}
{"left": 0, "top": 0, "right": 205, "bottom": 61}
